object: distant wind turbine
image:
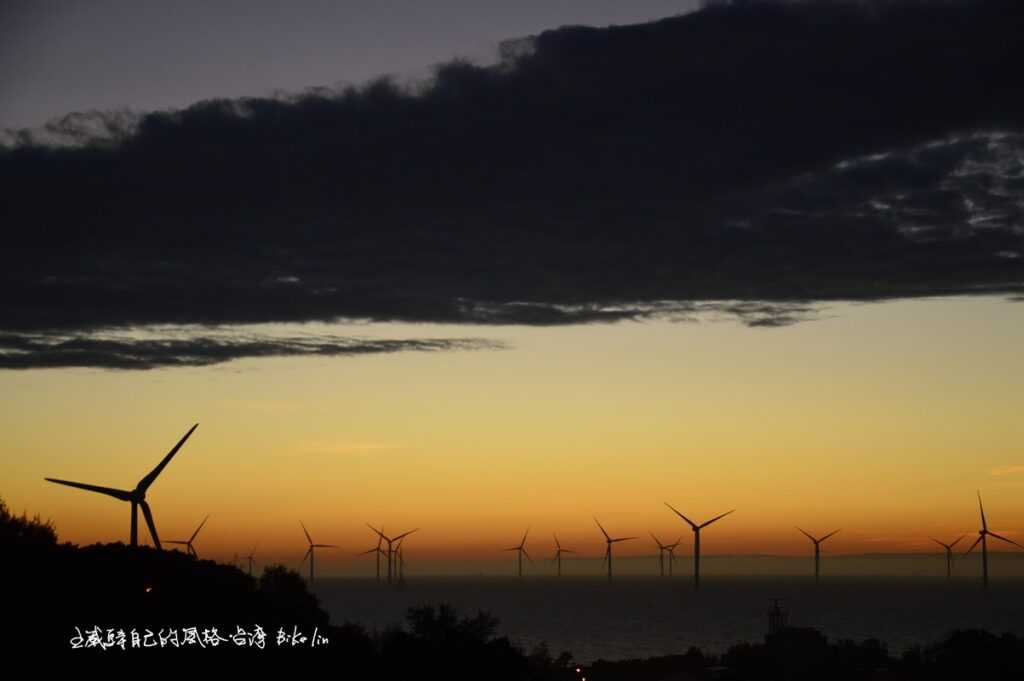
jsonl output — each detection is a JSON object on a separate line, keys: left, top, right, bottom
{"left": 167, "top": 515, "right": 210, "bottom": 558}
{"left": 665, "top": 503, "right": 734, "bottom": 590}
{"left": 368, "top": 525, "right": 418, "bottom": 583}
{"left": 796, "top": 527, "right": 840, "bottom": 583}
{"left": 358, "top": 531, "right": 386, "bottom": 582}
{"left": 930, "top": 536, "right": 965, "bottom": 581}
{"left": 504, "top": 528, "right": 532, "bottom": 578}
{"left": 665, "top": 536, "right": 683, "bottom": 576}
{"left": 964, "top": 491, "right": 1023, "bottom": 589}
{"left": 299, "top": 522, "right": 336, "bottom": 583}
{"left": 244, "top": 545, "right": 258, "bottom": 577}
{"left": 651, "top": 533, "right": 674, "bottom": 577}
{"left": 594, "top": 517, "right": 635, "bottom": 582}
{"left": 552, "top": 534, "right": 574, "bottom": 577}
{"left": 45, "top": 423, "right": 199, "bottom": 549}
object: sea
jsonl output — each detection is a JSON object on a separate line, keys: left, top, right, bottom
{"left": 312, "top": 576, "right": 1024, "bottom": 663}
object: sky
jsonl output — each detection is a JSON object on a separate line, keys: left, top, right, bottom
{"left": 3, "top": 296, "right": 1023, "bottom": 575}
{"left": 1, "top": 0, "right": 1023, "bottom": 576}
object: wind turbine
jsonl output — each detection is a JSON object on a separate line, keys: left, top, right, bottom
{"left": 45, "top": 423, "right": 199, "bottom": 549}
{"left": 594, "top": 517, "right": 635, "bottom": 582}
{"left": 358, "top": 531, "right": 386, "bottom": 582}
{"left": 395, "top": 536, "right": 408, "bottom": 584}
{"left": 166, "top": 515, "right": 210, "bottom": 558}
{"left": 552, "top": 534, "right": 574, "bottom": 577}
{"left": 299, "top": 522, "right": 336, "bottom": 583}
{"left": 504, "top": 528, "right": 532, "bottom": 578}
{"left": 796, "top": 527, "right": 840, "bottom": 583}
{"left": 244, "top": 545, "right": 258, "bottom": 577}
{"left": 964, "top": 491, "right": 1023, "bottom": 589}
{"left": 665, "top": 536, "right": 683, "bottom": 576}
{"left": 930, "top": 536, "right": 965, "bottom": 581}
{"left": 368, "top": 525, "right": 418, "bottom": 584}
{"left": 665, "top": 503, "right": 734, "bottom": 590}
{"left": 651, "top": 533, "right": 673, "bottom": 577}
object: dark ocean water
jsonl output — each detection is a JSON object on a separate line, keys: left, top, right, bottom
{"left": 312, "top": 577, "right": 1024, "bottom": 663}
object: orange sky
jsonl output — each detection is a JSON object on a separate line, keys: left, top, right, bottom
{"left": 2, "top": 295, "right": 1022, "bottom": 575}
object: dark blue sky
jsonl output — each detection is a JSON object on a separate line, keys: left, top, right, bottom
{"left": 0, "top": 0, "right": 698, "bottom": 130}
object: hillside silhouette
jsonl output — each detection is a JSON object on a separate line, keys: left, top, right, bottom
{"left": 2, "top": 0, "right": 1022, "bottom": 360}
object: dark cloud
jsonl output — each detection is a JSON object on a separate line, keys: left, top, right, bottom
{"left": 1, "top": 0, "right": 1022, "bottom": 353}
{"left": 0, "top": 332, "right": 505, "bottom": 370}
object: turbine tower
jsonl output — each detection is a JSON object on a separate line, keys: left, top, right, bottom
{"left": 594, "top": 517, "right": 635, "bottom": 582}
{"left": 45, "top": 423, "right": 199, "bottom": 549}
{"left": 930, "top": 536, "right": 965, "bottom": 581}
{"left": 299, "top": 522, "right": 336, "bottom": 583}
{"left": 167, "top": 515, "right": 210, "bottom": 558}
{"left": 553, "top": 534, "right": 574, "bottom": 577}
{"left": 504, "top": 528, "right": 531, "bottom": 578}
{"left": 665, "top": 503, "right": 734, "bottom": 590}
{"left": 796, "top": 527, "right": 840, "bottom": 583}
{"left": 964, "top": 491, "right": 1023, "bottom": 589}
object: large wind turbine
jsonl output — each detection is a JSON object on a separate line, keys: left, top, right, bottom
{"left": 796, "top": 527, "right": 840, "bottom": 583}
{"left": 368, "top": 525, "right": 418, "bottom": 583}
{"left": 552, "top": 534, "right": 574, "bottom": 577}
{"left": 595, "top": 517, "right": 635, "bottom": 582}
{"left": 930, "top": 536, "right": 964, "bottom": 581}
{"left": 504, "top": 528, "right": 532, "bottom": 578}
{"left": 167, "top": 515, "right": 210, "bottom": 558}
{"left": 964, "top": 491, "right": 1023, "bottom": 589}
{"left": 665, "top": 503, "right": 734, "bottom": 590}
{"left": 299, "top": 522, "right": 336, "bottom": 583}
{"left": 45, "top": 423, "right": 199, "bottom": 549}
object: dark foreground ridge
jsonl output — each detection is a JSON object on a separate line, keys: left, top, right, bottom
{"left": 3, "top": 497, "right": 1022, "bottom": 678}
{"left": 2, "top": 0, "right": 1023, "bottom": 357}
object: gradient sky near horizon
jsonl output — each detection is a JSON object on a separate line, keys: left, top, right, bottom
{"left": 3, "top": 296, "right": 1023, "bottom": 575}
{"left": 2, "top": 0, "right": 1023, "bottom": 577}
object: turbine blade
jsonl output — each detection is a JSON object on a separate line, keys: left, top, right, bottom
{"left": 313, "top": 544, "right": 337, "bottom": 548}
{"left": 301, "top": 521, "right": 313, "bottom": 545}
{"left": 700, "top": 509, "right": 736, "bottom": 528}
{"left": 366, "top": 523, "right": 385, "bottom": 540}
{"left": 503, "top": 547, "right": 520, "bottom": 552}
{"left": 139, "top": 500, "right": 160, "bottom": 549}
{"left": 190, "top": 515, "right": 210, "bottom": 542}
{"left": 562, "top": 548, "right": 575, "bottom": 553}
{"left": 137, "top": 424, "right": 198, "bottom": 491}
{"left": 987, "top": 531, "right": 1024, "bottom": 550}
{"left": 963, "top": 535, "right": 983, "bottom": 556}
{"left": 664, "top": 503, "right": 698, "bottom": 529}
{"left": 358, "top": 548, "right": 378, "bottom": 556}
{"left": 166, "top": 540, "right": 188, "bottom": 545}
{"left": 977, "top": 491, "right": 987, "bottom": 531}
{"left": 554, "top": 534, "right": 561, "bottom": 550}
{"left": 950, "top": 535, "right": 966, "bottom": 549}
{"left": 612, "top": 536, "right": 636, "bottom": 543}
{"left": 593, "top": 517, "right": 610, "bottom": 540}
{"left": 930, "top": 538, "right": 949, "bottom": 550}
{"left": 44, "top": 478, "right": 133, "bottom": 501}
{"left": 521, "top": 527, "right": 530, "bottom": 546}
{"left": 650, "top": 532, "right": 663, "bottom": 547}
{"left": 523, "top": 549, "right": 533, "bottom": 562}
{"left": 300, "top": 547, "right": 311, "bottom": 566}
{"left": 393, "top": 528, "right": 419, "bottom": 542}
{"left": 820, "top": 529, "right": 841, "bottom": 543}
{"left": 797, "top": 527, "right": 817, "bottom": 543}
